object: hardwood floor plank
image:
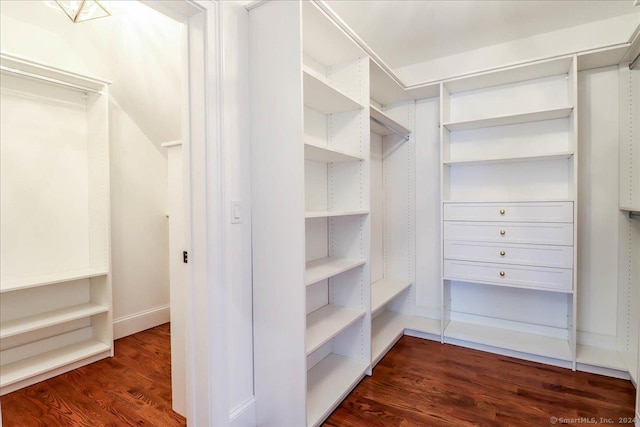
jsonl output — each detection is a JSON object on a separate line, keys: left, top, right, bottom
{"left": 325, "top": 336, "right": 636, "bottom": 427}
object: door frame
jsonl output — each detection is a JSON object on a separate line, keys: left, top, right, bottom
{"left": 141, "top": 1, "right": 228, "bottom": 425}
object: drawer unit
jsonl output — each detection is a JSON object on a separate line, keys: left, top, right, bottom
{"left": 443, "top": 260, "right": 573, "bottom": 292}
{"left": 443, "top": 241, "right": 574, "bottom": 268}
{"left": 443, "top": 221, "right": 573, "bottom": 245}
{"left": 443, "top": 201, "right": 573, "bottom": 223}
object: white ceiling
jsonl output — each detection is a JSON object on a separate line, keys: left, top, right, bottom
{"left": 325, "top": 0, "right": 640, "bottom": 69}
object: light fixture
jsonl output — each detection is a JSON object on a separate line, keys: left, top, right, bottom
{"left": 54, "top": 0, "right": 111, "bottom": 23}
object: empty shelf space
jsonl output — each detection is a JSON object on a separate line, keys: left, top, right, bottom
{"left": 304, "top": 141, "right": 362, "bottom": 163}
{"left": 443, "top": 106, "right": 573, "bottom": 131}
{"left": 443, "top": 152, "right": 574, "bottom": 167}
{"left": 444, "top": 320, "right": 572, "bottom": 361}
{"left": 0, "top": 303, "right": 108, "bottom": 339}
{"left": 303, "top": 67, "right": 364, "bottom": 114}
{"left": 307, "top": 353, "right": 368, "bottom": 427}
{"left": 369, "top": 105, "right": 410, "bottom": 137}
{"left": 406, "top": 316, "right": 442, "bottom": 336}
{"left": 1, "top": 268, "right": 108, "bottom": 293}
{"left": 0, "top": 339, "right": 110, "bottom": 387}
{"left": 372, "top": 311, "right": 409, "bottom": 365}
{"left": 306, "top": 257, "right": 366, "bottom": 286}
{"left": 371, "top": 279, "right": 412, "bottom": 312}
{"left": 305, "top": 209, "right": 369, "bottom": 219}
{"left": 306, "top": 305, "right": 366, "bottom": 355}
{"left": 576, "top": 345, "right": 627, "bottom": 371}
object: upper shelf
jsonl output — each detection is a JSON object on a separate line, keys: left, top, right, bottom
{"left": 443, "top": 106, "right": 573, "bottom": 132}
{"left": 306, "top": 257, "right": 365, "bottom": 286}
{"left": 304, "top": 140, "right": 362, "bottom": 163}
{"left": 444, "top": 152, "right": 574, "bottom": 167}
{"left": 303, "top": 67, "right": 364, "bottom": 114}
{"left": 305, "top": 209, "right": 369, "bottom": 219}
{"left": 370, "top": 105, "right": 410, "bottom": 137}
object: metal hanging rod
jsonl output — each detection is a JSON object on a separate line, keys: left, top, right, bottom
{"left": 1, "top": 65, "right": 102, "bottom": 94}
{"left": 370, "top": 116, "right": 410, "bottom": 141}
{"left": 630, "top": 52, "right": 640, "bottom": 70}
{"left": 629, "top": 211, "right": 640, "bottom": 219}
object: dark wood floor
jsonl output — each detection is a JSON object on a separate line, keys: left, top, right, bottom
{"left": 1, "top": 323, "right": 185, "bottom": 427}
{"left": 325, "top": 336, "right": 636, "bottom": 427}
{"left": 2, "top": 328, "right": 636, "bottom": 427}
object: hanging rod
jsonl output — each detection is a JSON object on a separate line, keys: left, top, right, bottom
{"left": 370, "top": 116, "right": 410, "bottom": 141}
{"left": 1, "top": 65, "right": 102, "bottom": 94}
{"left": 629, "top": 211, "right": 640, "bottom": 219}
{"left": 630, "top": 52, "right": 640, "bottom": 70}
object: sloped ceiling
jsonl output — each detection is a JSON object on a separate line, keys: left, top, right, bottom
{"left": 0, "top": 1, "right": 182, "bottom": 146}
{"left": 325, "top": 0, "right": 640, "bottom": 69}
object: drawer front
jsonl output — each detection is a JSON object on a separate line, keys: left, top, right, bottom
{"left": 444, "top": 241, "right": 573, "bottom": 268}
{"left": 443, "top": 260, "right": 573, "bottom": 292}
{"left": 443, "top": 201, "right": 573, "bottom": 223}
{"left": 444, "top": 221, "right": 573, "bottom": 245}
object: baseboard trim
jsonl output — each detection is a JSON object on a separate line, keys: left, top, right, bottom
{"left": 113, "top": 305, "right": 170, "bottom": 339}
{"left": 229, "top": 397, "right": 256, "bottom": 427}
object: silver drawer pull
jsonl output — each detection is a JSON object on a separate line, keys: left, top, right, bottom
{"left": 499, "top": 271, "right": 506, "bottom": 277}
{"left": 500, "top": 209, "right": 505, "bottom": 215}
{"left": 500, "top": 250, "right": 506, "bottom": 256}
{"left": 500, "top": 230, "right": 506, "bottom": 235}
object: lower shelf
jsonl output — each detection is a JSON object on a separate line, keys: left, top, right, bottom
{"left": 444, "top": 320, "right": 572, "bottom": 361}
{"left": 372, "top": 311, "right": 409, "bottom": 366}
{"left": 371, "top": 279, "right": 412, "bottom": 313}
{"left": 619, "top": 350, "right": 638, "bottom": 385}
{"left": 306, "top": 305, "right": 366, "bottom": 355}
{"left": 0, "top": 339, "right": 110, "bottom": 388}
{"left": 307, "top": 353, "right": 368, "bottom": 427}
{"left": 576, "top": 344, "right": 627, "bottom": 371}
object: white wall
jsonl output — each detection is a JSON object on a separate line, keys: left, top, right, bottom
{"left": 0, "top": 1, "right": 182, "bottom": 338}
{"left": 396, "top": 13, "right": 640, "bottom": 87}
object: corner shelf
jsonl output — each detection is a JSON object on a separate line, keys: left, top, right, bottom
{"left": 1, "top": 268, "right": 108, "bottom": 293}
{"left": 369, "top": 105, "right": 410, "bottom": 137}
{"left": 443, "top": 152, "right": 574, "bottom": 167}
{"left": 443, "top": 106, "right": 573, "bottom": 131}
{"left": 306, "top": 305, "right": 365, "bottom": 355}
{"left": 444, "top": 320, "right": 572, "bottom": 361}
{"left": 306, "top": 257, "right": 365, "bottom": 286}
{"left": 304, "top": 141, "right": 362, "bottom": 163}
{"left": 0, "top": 303, "right": 108, "bottom": 339}
{"left": 305, "top": 210, "right": 369, "bottom": 219}
{"left": 0, "top": 340, "right": 110, "bottom": 388}
{"left": 576, "top": 345, "right": 627, "bottom": 371}
{"left": 307, "top": 353, "right": 368, "bottom": 427}
{"left": 372, "top": 311, "right": 409, "bottom": 366}
{"left": 371, "top": 279, "right": 411, "bottom": 313}
{"left": 303, "top": 67, "right": 364, "bottom": 114}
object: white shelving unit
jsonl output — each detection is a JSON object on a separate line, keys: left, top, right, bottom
{"left": 440, "top": 55, "right": 579, "bottom": 369}
{"left": 250, "top": 3, "right": 370, "bottom": 426}
{"left": 0, "top": 53, "right": 112, "bottom": 395}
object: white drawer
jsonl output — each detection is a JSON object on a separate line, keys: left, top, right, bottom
{"left": 444, "top": 221, "right": 573, "bottom": 245}
{"left": 443, "top": 260, "right": 573, "bottom": 292}
{"left": 444, "top": 241, "right": 573, "bottom": 268}
{"left": 443, "top": 201, "right": 573, "bottom": 223}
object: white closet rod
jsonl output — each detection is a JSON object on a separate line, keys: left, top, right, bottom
{"left": 1, "top": 66, "right": 102, "bottom": 94}
{"left": 370, "top": 116, "right": 410, "bottom": 141}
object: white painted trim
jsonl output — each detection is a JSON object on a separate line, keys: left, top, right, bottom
{"left": 229, "top": 397, "right": 256, "bottom": 427}
{"left": 113, "top": 305, "right": 170, "bottom": 340}
{"left": 161, "top": 140, "right": 183, "bottom": 148}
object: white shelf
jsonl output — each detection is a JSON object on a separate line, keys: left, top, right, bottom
{"left": 303, "top": 67, "right": 364, "bottom": 115}
{"left": 443, "top": 106, "right": 573, "bottom": 131}
{"left": 444, "top": 320, "right": 572, "bottom": 361}
{"left": 305, "top": 209, "right": 369, "bottom": 219}
{"left": 576, "top": 345, "right": 627, "bottom": 371}
{"left": 307, "top": 353, "right": 368, "bottom": 427}
{"left": 371, "top": 279, "right": 411, "bottom": 313}
{"left": 0, "top": 303, "right": 108, "bottom": 339}
{"left": 369, "top": 105, "right": 410, "bottom": 137}
{"left": 304, "top": 141, "right": 362, "bottom": 163}
{"left": 306, "top": 305, "right": 366, "bottom": 355}
{"left": 306, "top": 257, "right": 365, "bottom": 286}
{"left": 372, "top": 311, "right": 409, "bottom": 366}
{"left": 443, "top": 152, "right": 574, "bottom": 167}
{"left": 0, "top": 339, "right": 110, "bottom": 387}
{"left": 619, "top": 350, "right": 638, "bottom": 385}
{"left": 1, "top": 268, "right": 108, "bottom": 293}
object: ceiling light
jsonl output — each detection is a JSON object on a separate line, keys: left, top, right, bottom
{"left": 54, "top": 0, "right": 111, "bottom": 23}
